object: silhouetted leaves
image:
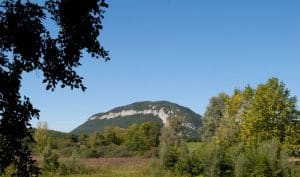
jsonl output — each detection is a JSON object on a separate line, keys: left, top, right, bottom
{"left": 0, "top": 0, "right": 109, "bottom": 176}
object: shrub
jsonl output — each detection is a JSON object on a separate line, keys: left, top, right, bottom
{"left": 195, "top": 141, "right": 225, "bottom": 177}
{"left": 99, "top": 144, "right": 133, "bottom": 157}
{"left": 41, "top": 145, "right": 59, "bottom": 171}
{"left": 234, "top": 139, "right": 295, "bottom": 177}
{"left": 174, "top": 151, "right": 203, "bottom": 177}
{"left": 81, "top": 144, "right": 135, "bottom": 158}
{"left": 81, "top": 148, "right": 102, "bottom": 158}
{"left": 160, "top": 142, "right": 180, "bottom": 169}
{"left": 143, "top": 147, "right": 160, "bottom": 158}
{"left": 159, "top": 119, "right": 185, "bottom": 169}
{"left": 160, "top": 134, "right": 203, "bottom": 177}
{"left": 58, "top": 150, "right": 94, "bottom": 175}
{"left": 59, "top": 147, "right": 77, "bottom": 157}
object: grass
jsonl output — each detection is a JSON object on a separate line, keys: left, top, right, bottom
{"left": 1, "top": 157, "right": 179, "bottom": 177}
{"left": 40, "top": 158, "right": 176, "bottom": 177}
{"left": 42, "top": 151, "right": 300, "bottom": 177}
{"left": 2, "top": 155, "right": 299, "bottom": 177}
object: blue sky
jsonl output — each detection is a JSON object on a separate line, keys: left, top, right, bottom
{"left": 21, "top": 0, "right": 300, "bottom": 132}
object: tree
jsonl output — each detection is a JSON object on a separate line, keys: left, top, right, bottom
{"left": 201, "top": 93, "right": 229, "bottom": 141}
{"left": 34, "top": 122, "right": 50, "bottom": 154}
{"left": 78, "top": 134, "right": 89, "bottom": 147}
{"left": 139, "top": 122, "right": 160, "bottom": 150}
{"left": 195, "top": 78, "right": 299, "bottom": 177}
{"left": 41, "top": 145, "right": 59, "bottom": 172}
{"left": 87, "top": 131, "right": 106, "bottom": 148}
{"left": 213, "top": 88, "right": 253, "bottom": 147}
{"left": 103, "top": 127, "right": 124, "bottom": 145}
{"left": 159, "top": 116, "right": 187, "bottom": 169}
{"left": 125, "top": 123, "right": 142, "bottom": 150}
{"left": 240, "top": 78, "right": 300, "bottom": 152}
{"left": 0, "top": 0, "right": 109, "bottom": 176}
{"left": 34, "top": 122, "right": 59, "bottom": 172}
{"left": 126, "top": 122, "right": 160, "bottom": 151}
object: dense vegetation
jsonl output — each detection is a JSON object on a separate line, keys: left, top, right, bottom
{"left": 32, "top": 121, "right": 161, "bottom": 158}
{"left": 1, "top": 78, "right": 300, "bottom": 177}
{"left": 159, "top": 78, "right": 300, "bottom": 177}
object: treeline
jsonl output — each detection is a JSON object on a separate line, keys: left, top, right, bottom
{"left": 160, "top": 78, "right": 300, "bottom": 177}
{"left": 33, "top": 121, "right": 161, "bottom": 158}
{"left": 79, "top": 121, "right": 161, "bottom": 157}
{"left": 31, "top": 121, "right": 161, "bottom": 175}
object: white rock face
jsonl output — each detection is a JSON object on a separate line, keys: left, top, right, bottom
{"left": 90, "top": 107, "right": 171, "bottom": 124}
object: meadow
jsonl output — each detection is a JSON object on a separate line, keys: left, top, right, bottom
{"left": 43, "top": 158, "right": 175, "bottom": 177}
{"left": 1, "top": 144, "right": 299, "bottom": 177}
{"left": 3, "top": 155, "right": 298, "bottom": 177}
{"left": 2, "top": 157, "right": 179, "bottom": 177}
{"left": 39, "top": 143, "right": 300, "bottom": 177}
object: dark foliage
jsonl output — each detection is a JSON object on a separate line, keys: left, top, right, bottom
{"left": 0, "top": 0, "right": 108, "bottom": 176}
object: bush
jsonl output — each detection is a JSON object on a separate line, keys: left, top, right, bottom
{"left": 160, "top": 142, "right": 180, "bottom": 169}
{"left": 174, "top": 151, "right": 203, "bottom": 177}
{"left": 234, "top": 139, "right": 295, "bottom": 177}
{"left": 59, "top": 147, "right": 78, "bottom": 157}
{"left": 159, "top": 121, "right": 185, "bottom": 169}
{"left": 196, "top": 141, "right": 223, "bottom": 177}
{"left": 99, "top": 144, "right": 133, "bottom": 157}
{"left": 81, "top": 144, "right": 134, "bottom": 158}
{"left": 41, "top": 145, "right": 59, "bottom": 171}
{"left": 143, "top": 147, "right": 160, "bottom": 158}
{"left": 160, "top": 132, "right": 203, "bottom": 177}
{"left": 81, "top": 148, "right": 102, "bottom": 158}
{"left": 58, "top": 150, "right": 94, "bottom": 175}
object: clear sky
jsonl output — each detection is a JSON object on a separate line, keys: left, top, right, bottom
{"left": 21, "top": 0, "right": 300, "bottom": 132}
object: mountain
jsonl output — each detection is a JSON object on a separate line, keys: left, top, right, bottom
{"left": 71, "top": 101, "right": 202, "bottom": 139}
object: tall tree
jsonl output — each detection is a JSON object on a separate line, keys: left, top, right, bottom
{"left": 34, "top": 122, "right": 50, "bottom": 154}
{"left": 0, "top": 0, "right": 109, "bottom": 176}
{"left": 214, "top": 87, "right": 254, "bottom": 146}
{"left": 240, "top": 78, "right": 300, "bottom": 152}
{"left": 201, "top": 93, "right": 229, "bottom": 141}
{"left": 159, "top": 116, "right": 188, "bottom": 169}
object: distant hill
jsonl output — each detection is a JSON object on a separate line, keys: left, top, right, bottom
{"left": 71, "top": 101, "right": 202, "bottom": 139}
